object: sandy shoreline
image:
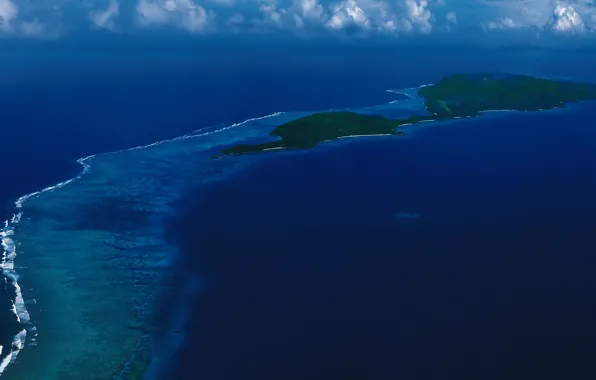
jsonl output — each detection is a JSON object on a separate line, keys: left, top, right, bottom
{"left": 338, "top": 133, "right": 393, "bottom": 139}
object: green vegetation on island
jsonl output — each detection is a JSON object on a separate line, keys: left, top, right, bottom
{"left": 220, "top": 112, "right": 419, "bottom": 156}
{"left": 221, "top": 73, "right": 596, "bottom": 156}
{"left": 419, "top": 73, "right": 596, "bottom": 118}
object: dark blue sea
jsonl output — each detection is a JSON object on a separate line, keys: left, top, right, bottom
{"left": 1, "top": 38, "right": 596, "bottom": 378}
{"left": 0, "top": 39, "right": 408, "bottom": 372}
{"left": 165, "top": 104, "right": 596, "bottom": 380}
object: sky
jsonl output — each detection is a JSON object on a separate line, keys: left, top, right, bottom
{"left": 0, "top": 0, "right": 594, "bottom": 42}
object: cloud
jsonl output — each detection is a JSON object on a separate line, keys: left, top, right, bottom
{"left": 326, "top": 0, "right": 370, "bottom": 30}
{"left": 404, "top": 0, "right": 432, "bottom": 33}
{"left": 0, "top": 0, "right": 17, "bottom": 31}
{"left": 294, "top": 0, "right": 325, "bottom": 21}
{"left": 485, "top": 0, "right": 595, "bottom": 33}
{"left": 245, "top": 0, "right": 434, "bottom": 35}
{"left": 486, "top": 16, "right": 517, "bottom": 29}
{"left": 0, "top": 0, "right": 594, "bottom": 39}
{"left": 319, "top": 0, "right": 441, "bottom": 34}
{"left": 259, "top": 0, "right": 285, "bottom": 26}
{"left": 90, "top": 0, "right": 120, "bottom": 30}
{"left": 136, "top": 0, "right": 214, "bottom": 31}
{"left": 0, "top": 1, "right": 54, "bottom": 38}
{"left": 548, "top": 4, "right": 586, "bottom": 32}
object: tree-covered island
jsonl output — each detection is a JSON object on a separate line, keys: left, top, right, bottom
{"left": 220, "top": 73, "right": 596, "bottom": 156}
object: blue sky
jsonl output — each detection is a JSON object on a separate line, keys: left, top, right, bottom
{"left": 0, "top": 0, "right": 594, "bottom": 40}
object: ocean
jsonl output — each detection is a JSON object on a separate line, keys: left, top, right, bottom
{"left": 1, "top": 40, "right": 596, "bottom": 378}
{"left": 165, "top": 103, "right": 596, "bottom": 380}
{"left": 0, "top": 39, "right": 405, "bottom": 376}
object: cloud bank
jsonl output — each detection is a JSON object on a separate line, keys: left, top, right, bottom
{"left": 0, "top": 0, "right": 595, "bottom": 39}
{"left": 484, "top": 0, "right": 595, "bottom": 34}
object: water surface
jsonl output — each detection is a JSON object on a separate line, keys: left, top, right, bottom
{"left": 165, "top": 103, "right": 596, "bottom": 380}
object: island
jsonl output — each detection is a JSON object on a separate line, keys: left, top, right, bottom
{"left": 219, "top": 73, "right": 596, "bottom": 156}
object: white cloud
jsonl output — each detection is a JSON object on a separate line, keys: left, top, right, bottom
{"left": 137, "top": 0, "right": 171, "bottom": 24}
{"left": 0, "top": 0, "right": 17, "bottom": 31}
{"left": 548, "top": 4, "right": 585, "bottom": 32}
{"left": 0, "top": 0, "right": 593, "bottom": 39}
{"left": 324, "top": 0, "right": 429, "bottom": 33}
{"left": 404, "top": 0, "right": 433, "bottom": 33}
{"left": 485, "top": 0, "right": 596, "bottom": 33}
{"left": 486, "top": 16, "right": 517, "bottom": 29}
{"left": 136, "top": 0, "right": 214, "bottom": 31}
{"left": 327, "top": 0, "right": 370, "bottom": 30}
{"left": 259, "top": 0, "right": 286, "bottom": 26}
{"left": 90, "top": 0, "right": 120, "bottom": 30}
{"left": 293, "top": 0, "right": 325, "bottom": 24}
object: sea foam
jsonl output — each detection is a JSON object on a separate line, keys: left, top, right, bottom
{"left": 0, "top": 221, "right": 31, "bottom": 376}
{"left": 0, "top": 152, "right": 98, "bottom": 377}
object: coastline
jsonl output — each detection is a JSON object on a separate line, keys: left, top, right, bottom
{"left": 0, "top": 155, "right": 94, "bottom": 378}
{"left": 3, "top": 149, "right": 175, "bottom": 379}
{"left": 337, "top": 133, "right": 393, "bottom": 139}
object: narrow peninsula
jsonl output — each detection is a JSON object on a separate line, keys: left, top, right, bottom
{"left": 220, "top": 73, "right": 596, "bottom": 156}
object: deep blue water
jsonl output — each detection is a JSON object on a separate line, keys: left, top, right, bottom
{"left": 1, "top": 41, "right": 596, "bottom": 377}
{"left": 165, "top": 104, "right": 596, "bottom": 380}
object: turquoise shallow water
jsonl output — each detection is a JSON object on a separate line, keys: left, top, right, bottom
{"left": 1, "top": 90, "right": 427, "bottom": 379}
